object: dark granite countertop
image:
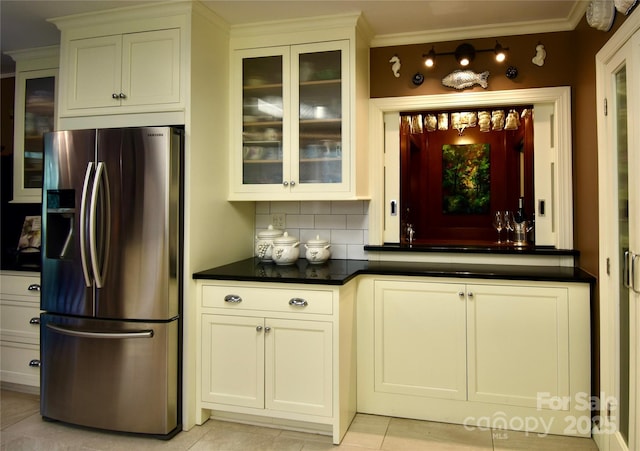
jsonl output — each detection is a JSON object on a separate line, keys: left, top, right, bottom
{"left": 193, "top": 257, "right": 596, "bottom": 286}
{"left": 364, "top": 244, "right": 579, "bottom": 256}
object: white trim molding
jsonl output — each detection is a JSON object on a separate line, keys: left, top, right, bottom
{"left": 368, "top": 87, "right": 574, "bottom": 251}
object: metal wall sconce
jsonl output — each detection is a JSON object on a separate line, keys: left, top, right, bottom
{"left": 423, "top": 41, "right": 508, "bottom": 68}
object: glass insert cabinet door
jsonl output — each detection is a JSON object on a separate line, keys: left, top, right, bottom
{"left": 236, "top": 40, "right": 349, "bottom": 196}
{"left": 293, "top": 44, "right": 346, "bottom": 187}
{"left": 13, "top": 68, "right": 57, "bottom": 203}
{"left": 241, "top": 48, "right": 288, "bottom": 186}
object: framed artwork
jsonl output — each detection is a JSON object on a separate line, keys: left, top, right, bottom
{"left": 442, "top": 143, "right": 490, "bottom": 214}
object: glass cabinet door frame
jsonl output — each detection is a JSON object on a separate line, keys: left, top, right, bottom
{"left": 230, "top": 40, "right": 350, "bottom": 199}
{"left": 13, "top": 67, "right": 58, "bottom": 204}
{"left": 291, "top": 40, "right": 350, "bottom": 195}
{"left": 232, "top": 45, "right": 291, "bottom": 195}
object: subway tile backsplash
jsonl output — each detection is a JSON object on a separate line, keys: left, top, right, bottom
{"left": 255, "top": 201, "right": 369, "bottom": 260}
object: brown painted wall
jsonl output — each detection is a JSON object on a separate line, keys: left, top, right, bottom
{"left": 370, "top": 15, "right": 629, "bottom": 278}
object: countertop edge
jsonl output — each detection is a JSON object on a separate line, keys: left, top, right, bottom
{"left": 193, "top": 258, "right": 596, "bottom": 286}
{"left": 364, "top": 244, "right": 579, "bottom": 256}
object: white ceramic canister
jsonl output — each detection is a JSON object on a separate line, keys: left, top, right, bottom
{"left": 304, "top": 235, "right": 331, "bottom": 264}
{"left": 272, "top": 232, "right": 300, "bottom": 265}
{"left": 255, "top": 225, "right": 284, "bottom": 262}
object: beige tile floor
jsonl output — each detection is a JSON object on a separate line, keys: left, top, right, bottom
{"left": 1, "top": 389, "right": 599, "bottom": 450}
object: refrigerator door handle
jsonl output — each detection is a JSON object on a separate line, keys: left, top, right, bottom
{"left": 80, "top": 162, "right": 94, "bottom": 287}
{"left": 46, "top": 323, "right": 154, "bottom": 339}
{"left": 89, "top": 162, "right": 111, "bottom": 288}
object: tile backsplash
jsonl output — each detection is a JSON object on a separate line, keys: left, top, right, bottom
{"left": 255, "top": 201, "right": 369, "bottom": 260}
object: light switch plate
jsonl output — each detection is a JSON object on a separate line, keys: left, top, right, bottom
{"left": 271, "top": 213, "right": 286, "bottom": 229}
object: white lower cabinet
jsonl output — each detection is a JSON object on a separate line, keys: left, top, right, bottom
{"left": 358, "top": 276, "right": 591, "bottom": 437}
{"left": 202, "top": 315, "right": 332, "bottom": 417}
{"left": 373, "top": 281, "right": 467, "bottom": 401}
{"left": 197, "top": 281, "right": 356, "bottom": 444}
{"left": 0, "top": 272, "right": 41, "bottom": 388}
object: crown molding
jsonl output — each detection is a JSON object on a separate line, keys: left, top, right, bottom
{"left": 371, "top": 2, "right": 590, "bottom": 48}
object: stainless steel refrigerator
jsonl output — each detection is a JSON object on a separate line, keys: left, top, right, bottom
{"left": 40, "top": 127, "right": 183, "bottom": 438}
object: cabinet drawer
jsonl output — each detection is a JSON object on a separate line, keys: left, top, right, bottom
{"left": 0, "top": 342, "right": 40, "bottom": 387}
{"left": 202, "top": 285, "right": 333, "bottom": 315}
{"left": 0, "top": 274, "right": 41, "bottom": 298}
{"left": 0, "top": 301, "right": 41, "bottom": 344}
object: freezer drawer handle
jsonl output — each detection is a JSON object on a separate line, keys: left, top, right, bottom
{"left": 47, "top": 323, "right": 154, "bottom": 339}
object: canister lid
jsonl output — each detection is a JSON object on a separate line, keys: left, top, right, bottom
{"left": 306, "top": 235, "right": 329, "bottom": 246}
{"left": 273, "top": 231, "right": 298, "bottom": 244}
{"left": 257, "top": 225, "right": 284, "bottom": 239}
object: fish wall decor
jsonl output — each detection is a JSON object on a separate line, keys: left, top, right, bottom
{"left": 442, "top": 70, "right": 490, "bottom": 90}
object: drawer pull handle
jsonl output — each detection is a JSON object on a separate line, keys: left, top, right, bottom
{"left": 29, "top": 317, "right": 40, "bottom": 325}
{"left": 289, "top": 298, "right": 308, "bottom": 307}
{"left": 29, "top": 359, "right": 41, "bottom": 368}
{"left": 224, "top": 294, "right": 242, "bottom": 303}
{"left": 28, "top": 284, "right": 40, "bottom": 292}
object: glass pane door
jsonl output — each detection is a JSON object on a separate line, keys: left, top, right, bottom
{"left": 297, "top": 49, "right": 343, "bottom": 185}
{"left": 23, "top": 76, "right": 55, "bottom": 188}
{"left": 614, "top": 63, "right": 630, "bottom": 445}
{"left": 241, "top": 55, "right": 284, "bottom": 185}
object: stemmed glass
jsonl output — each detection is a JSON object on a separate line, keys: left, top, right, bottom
{"left": 492, "top": 211, "right": 504, "bottom": 243}
{"left": 503, "top": 211, "right": 514, "bottom": 242}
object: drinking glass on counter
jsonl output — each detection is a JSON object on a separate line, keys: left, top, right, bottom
{"left": 503, "top": 210, "right": 514, "bottom": 242}
{"left": 492, "top": 211, "right": 504, "bottom": 243}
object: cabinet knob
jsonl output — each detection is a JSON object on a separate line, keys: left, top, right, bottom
{"left": 224, "top": 294, "right": 242, "bottom": 303}
{"left": 256, "top": 325, "right": 263, "bottom": 332}
{"left": 458, "top": 291, "right": 465, "bottom": 298}
{"left": 289, "top": 298, "right": 308, "bottom": 307}
{"left": 119, "top": 93, "right": 127, "bottom": 99}
{"left": 29, "top": 359, "right": 41, "bottom": 368}
{"left": 264, "top": 326, "right": 271, "bottom": 333}
{"left": 28, "top": 284, "right": 40, "bottom": 292}
{"left": 29, "top": 317, "right": 40, "bottom": 325}
{"left": 112, "top": 93, "right": 119, "bottom": 99}
{"left": 468, "top": 292, "right": 474, "bottom": 298}
{"left": 283, "top": 181, "right": 289, "bottom": 187}
{"left": 290, "top": 181, "right": 296, "bottom": 187}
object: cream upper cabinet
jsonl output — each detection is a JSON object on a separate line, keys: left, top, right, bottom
{"left": 62, "top": 28, "right": 181, "bottom": 115}
{"left": 6, "top": 46, "right": 58, "bottom": 203}
{"left": 228, "top": 14, "right": 371, "bottom": 201}
{"left": 50, "top": 7, "right": 187, "bottom": 123}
